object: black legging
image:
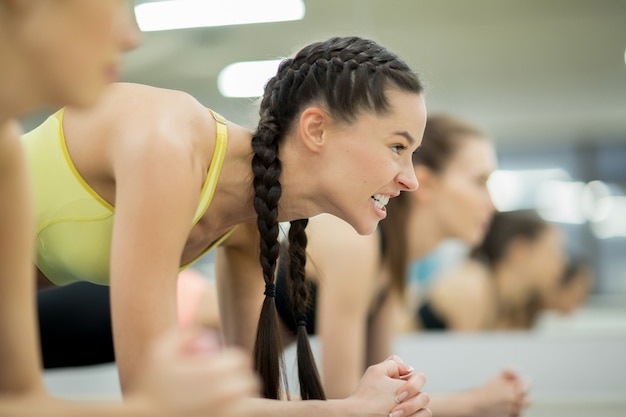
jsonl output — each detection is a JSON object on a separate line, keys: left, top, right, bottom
{"left": 38, "top": 282, "right": 115, "bottom": 368}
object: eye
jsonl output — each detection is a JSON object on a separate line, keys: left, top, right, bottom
{"left": 391, "top": 144, "right": 407, "bottom": 154}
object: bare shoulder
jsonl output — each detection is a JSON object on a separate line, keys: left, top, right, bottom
{"left": 64, "top": 83, "right": 213, "bottom": 150}
{"left": 431, "top": 259, "right": 490, "bottom": 303}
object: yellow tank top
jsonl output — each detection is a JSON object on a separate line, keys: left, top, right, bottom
{"left": 23, "top": 108, "right": 234, "bottom": 286}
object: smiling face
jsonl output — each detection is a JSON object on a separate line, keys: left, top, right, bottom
{"left": 319, "top": 89, "right": 427, "bottom": 235}
{"left": 4, "top": 0, "right": 139, "bottom": 107}
{"left": 421, "top": 136, "right": 497, "bottom": 245}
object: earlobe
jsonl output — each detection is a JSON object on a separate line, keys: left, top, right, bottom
{"left": 298, "top": 107, "right": 328, "bottom": 152}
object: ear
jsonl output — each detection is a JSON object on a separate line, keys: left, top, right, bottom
{"left": 413, "top": 165, "right": 438, "bottom": 202}
{"left": 297, "top": 106, "right": 329, "bottom": 153}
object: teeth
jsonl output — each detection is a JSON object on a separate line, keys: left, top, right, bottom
{"left": 372, "top": 193, "right": 390, "bottom": 209}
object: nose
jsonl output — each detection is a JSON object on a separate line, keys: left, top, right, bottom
{"left": 120, "top": 3, "right": 142, "bottom": 51}
{"left": 397, "top": 160, "right": 419, "bottom": 192}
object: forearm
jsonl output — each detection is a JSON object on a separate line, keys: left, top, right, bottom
{"left": 215, "top": 237, "right": 264, "bottom": 353}
{"left": 0, "top": 130, "right": 42, "bottom": 394}
{"left": 0, "top": 394, "right": 150, "bottom": 417}
{"left": 235, "top": 396, "right": 350, "bottom": 417}
{"left": 366, "top": 291, "right": 397, "bottom": 366}
{"left": 427, "top": 392, "right": 474, "bottom": 417}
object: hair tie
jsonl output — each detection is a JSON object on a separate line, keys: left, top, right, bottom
{"left": 264, "top": 283, "right": 276, "bottom": 297}
{"left": 296, "top": 315, "right": 308, "bottom": 328}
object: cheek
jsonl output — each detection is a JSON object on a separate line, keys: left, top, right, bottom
{"left": 445, "top": 182, "right": 483, "bottom": 223}
{"left": 353, "top": 148, "right": 392, "bottom": 186}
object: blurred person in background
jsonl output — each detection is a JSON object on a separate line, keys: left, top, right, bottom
{"left": 1, "top": 1, "right": 259, "bottom": 416}
{"left": 417, "top": 209, "right": 568, "bottom": 331}
{"left": 542, "top": 257, "right": 593, "bottom": 316}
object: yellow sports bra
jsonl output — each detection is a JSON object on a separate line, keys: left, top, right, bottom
{"left": 22, "top": 108, "right": 234, "bottom": 286}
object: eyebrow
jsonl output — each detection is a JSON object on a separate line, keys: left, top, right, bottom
{"left": 394, "top": 131, "right": 415, "bottom": 145}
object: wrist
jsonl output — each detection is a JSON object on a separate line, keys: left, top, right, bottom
{"left": 428, "top": 392, "right": 476, "bottom": 417}
{"left": 456, "top": 391, "right": 478, "bottom": 417}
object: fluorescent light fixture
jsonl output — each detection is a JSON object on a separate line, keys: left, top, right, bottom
{"left": 581, "top": 180, "right": 612, "bottom": 222}
{"left": 488, "top": 168, "right": 571, "bottom": 212}
{"left": 591, "top": 196, "right": 626, "bottom": 239}
{"left": 536, "top": 180, "right": 586, "bottom": 224}
{"left": 218, "top": 59, "right": 283, "bottom": 97}
{"left": 135, "top": 0, "right": 305, "bottom": 32}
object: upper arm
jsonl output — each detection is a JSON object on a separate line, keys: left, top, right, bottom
{"left": 108, "top": 121, "right": 201, "bottom": 391}
{"left": 308, "top": 215, "right": 379, "bottom": 399}
{"left": 366, "top": 288, "right": 398, "bottom": 366}
{"left": 215, "top": 223, "right": 264, "bottom": 353}
{"left": 0, "top": 123, "right": 44, "bottom": 395}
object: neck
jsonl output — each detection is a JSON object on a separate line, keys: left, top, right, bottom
{"left": 406, "top": 205, "right": 447, "bottom": 261}
{"left": 0, "top": 34, "right": 42, "bottom": 121}
{"left": 206, "top": 128, "right": 258, "bottom": 228}
{"left": 275, "top": 137, "right": 325, "bottom": 222}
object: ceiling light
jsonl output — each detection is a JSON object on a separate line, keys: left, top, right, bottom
{"left": 536, "top": 180, "right": 586, "bottom": 224}
{"left": 218, "top": 59, "right": 283, "bottom": 98}
{"left": 135, "top": 0, "right": 305, "bottom": 32}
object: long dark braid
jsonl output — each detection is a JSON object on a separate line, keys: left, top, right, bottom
{"left": 286, "top": 218, "right": 325, "bottom": 400}
{"left": 251, "top": 36, "right": 424, "bottom": 400}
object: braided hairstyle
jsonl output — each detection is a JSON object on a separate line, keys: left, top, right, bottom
{"left": 251, "top": 36, "right": 423, "bottom": 400}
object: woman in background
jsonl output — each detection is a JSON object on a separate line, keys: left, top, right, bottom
{"left": 1, "top": 1, "right": 259, "bottom": 416}
{"left": 542, "top": 257, "right": 593, "bottom": 316}
{"left": 418, "top": 209, "right": 567, "bottom": 331}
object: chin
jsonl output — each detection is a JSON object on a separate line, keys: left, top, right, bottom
{"left": 351, "top": 218, "right": 380, "bottom": 236}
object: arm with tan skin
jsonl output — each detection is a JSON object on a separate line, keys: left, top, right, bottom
{"left": 310, "top": 214, "right": 381, "bottom": 399}
{"left": 105, "top": 102, "right": 208, "bottom": 391}
{"left": 0, "top": 119, "right": 258, "bottom": 417}
{"left": 232, "top": 357, "right": 430, "bottom": 417}
{"left": 215, "top": 222, "right": 265, "bottom": 352}
{"left": 367, "top": 273, "right": 528, "bottom": 417}
{"left": 0, "top": 122, "right": 45, "bottom": 397}
{"left": 216, "top": 220, "right": 431, "bottom": 416}
{"left": 0, "top": 325, "right": 260, "bottom": 417}
{"left": 426, "top": 369, "right": 527, "bottom": 417}
{"left": 366, "top": 286, "right": 400, "bottom": 366}
{"left": 419, "top": 263, "right": 529, "bottom": 417}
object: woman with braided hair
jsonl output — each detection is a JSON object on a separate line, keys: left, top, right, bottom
{"left": 269, "top": 115, "right": 529, "bottom": 417}
{"left": 26, "top": 36, "right": 431, "bottom": 416}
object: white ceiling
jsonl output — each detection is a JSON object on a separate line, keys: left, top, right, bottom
{"left": 33, "top": 0, "right": 626, "bottom": 149}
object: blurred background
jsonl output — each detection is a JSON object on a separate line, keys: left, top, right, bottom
{"left": 37, "top": 0, "right": 626, "bottom": 415}
{"left": 24, "top": 0, "right": 626, "bottom": 297}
